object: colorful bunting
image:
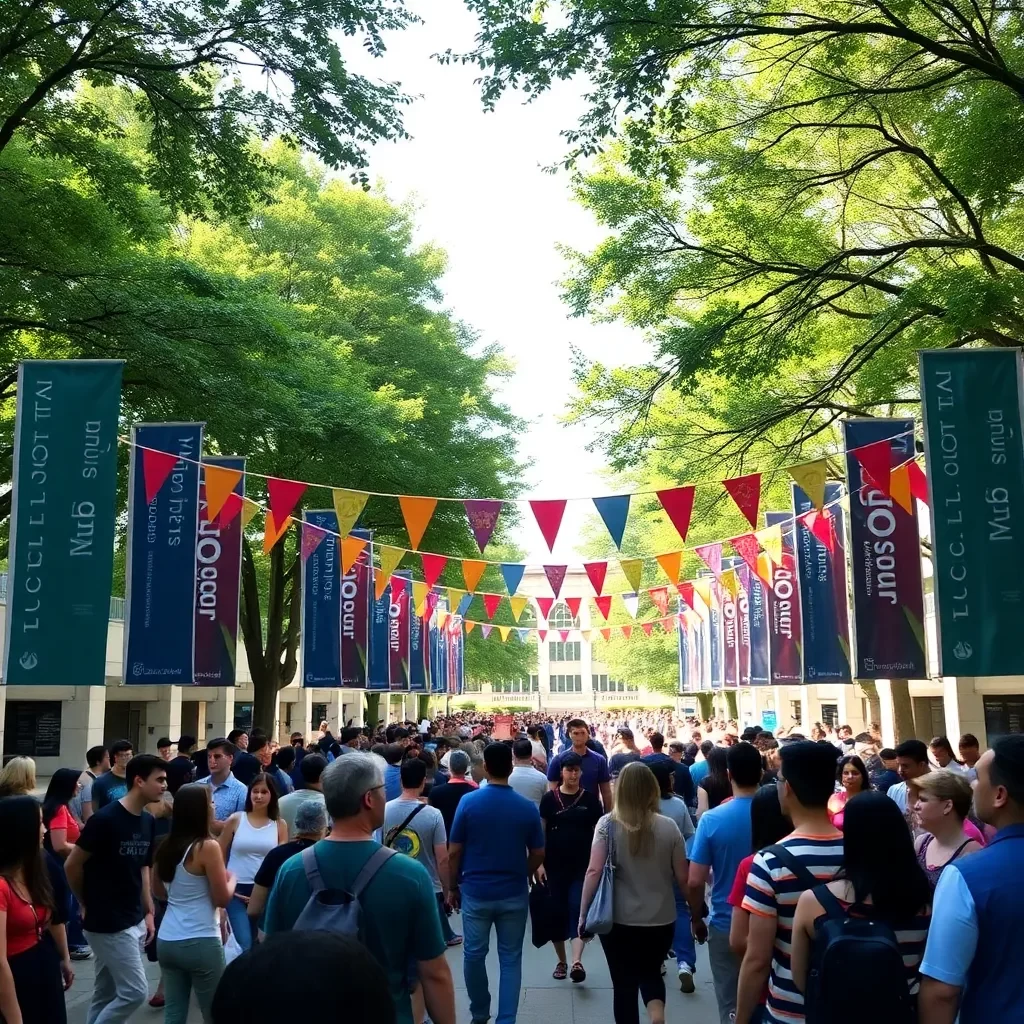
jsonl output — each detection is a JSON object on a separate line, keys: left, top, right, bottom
{"left": 544, "top": 565, "right": 568, "bottom": 598}
{"left": 421, "top": 553, "right": 447, "bottom": 589}
{"left": 462, "top": 559, "right": 487, "bottom": 594}
{"left": 622, "top": 593, "right": 640, "bottom": 618}
{"left": 465, "top": 620, "right": 476, "bottom": 635}
{"left": 594, "top": 595, "right": 613, "bottom": 621}
{"left": 853, "top": 439, "right": 893, "bottom": 497}
{"left": 656, "top": 550, "right": 682, "bottom": 584}
{"left": 621, "top": 625, "right": 633, "bottom": 640}
{"left": 755, "top": 550, "right": 774, "bottom": 587}
{"left": 263, "top": 509, "right": 292, "bottom": 554}
{"left": 300, "top": 521, "right": 326, "bottom": 562}
{"left": 720, "top": 568, "right": 739, "bottom": 599}
{"left": 204, "top": 464, "right": 243, "bottom": 523}
{"left": 559, "top": 629, "right": 571, "bottom": 642}
{"left": 536, "top": 597, "right": 555, "bottom": 620}
{"left": 756, "top": 524, "right": 783, "bottom": 566}
{"left": 889, "top": 463, "right": 913, "bottom": 514}
{"left": 657, "top": 485, "right": 696, "bottom": 542}
{"left": 641, "top": 621, "right": 654, "bottom": 636}
{"left": 498, "top": 626, "right": 511, "bottom": 642}
{"left": 692, "top": 578, "right": 713, "bottom": 608}
{"left": 537, "top": 629, "right": 548, "bottom": 642}
{"left": 457, "top": 593, "right": 473, "bottom": 617}
{"left": 500, "top": 563, "right": 526, "bottom": 596}
{"left": 341, "top": 535, "right": 367, "bottom": 574}
{"left": 723, "top": 472, "right": 761, "bottom": 530}
{"left": 331, "top": 488, "right": 368, "bottom": 538}
{"left": 481, "top": 624, "right": 493, "bottom": 640}
{"left": 142, "top": 447, "right": 179, "bottom": 505}
{"left": 678, "top": 581, "right": 695, "bottom": 610}
{"left": 510, "top": 596, "right": 529, "bottom": 621}
{"left": 398, "top": 496, "right": 437, "bottom": 550}
{"left": 483, "top": 593, "right": 502, "bottom": 619}
{"left": 694, "top": 543, "right": 722, "bottom": 577}
{"left": 517, "top": 629, "right": 530, "bottom": 643}
{"left": 267, "top": 478, "right": 307, "bottom": 530}
{"left": 584, "top": 561, "right": 608, "bottom": 595}
{"left": 593, "top": 494, "right": 631, "bottom": 549}
{"left": 649, "top": 585, "right": 670, "bottom": 617}
{"left": 463, "top": 498, "right": 502, "bottom": 553}
{"left": 804, "top": 509, "right": 835, "bottom": 554}
{"left": 447, "top": 588, "right": 466, "bottom": 612}
{"left": 376, "top": 546, "right": 405, "bottom": 599}
{"left": 788, "top": 460, "right": 827, "bottom": 509}
{"left": 731, "top": 534, "right": 762, "bottom": 577}
{"left": 237, "top": 495, "right": 259, "bottom": 529}
{"left": 619, "top": 558, "right": 643, "bottom": 593}
{"left": 529, "top": 499, "right": 567, "bottom": 551}
{"left": 600, "top": 628, "right": 612, "bottom": 642}
{"left": 908, "top": 460, "right": 929, "bottom": 504}
{"left": 565, "top": 597, "right": 582, "bottom": 619}
{"left": 390, "top": 574, "right": 408, "bottom": 597}
{"left": 412, "top": 581, "right": 429, "bottom": 617}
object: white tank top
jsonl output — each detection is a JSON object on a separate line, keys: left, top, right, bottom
{"left": 227, "top": 813, "right": 278, "bottom": 884}
{"left": 158, "top": 844, "right": 220, "bottom": 941}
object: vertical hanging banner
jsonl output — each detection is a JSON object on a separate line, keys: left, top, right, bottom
{"left": 707, "top": 581, "right": 723, "bottom": 690}
{"left": 740, "top": 564, "right": 771, "bottom": 686}
{"left": 409, "top": 602, "right": 429, "bottom": 693}
{"left": 301, "top": 510, "right": 341, "bottom": 687}
{"left": 124, "top": 424, "right": 203, "bottom": 684}
{"left": 367, "top": 551, "right": 390, "bottom": 692}
{"left": 454, "top": 625, "right": 465, "bottom": 696}
{"left": 389, "top": 571, "right": 411, "bottom": 692}
{"left": 4, "top": 360, "right": 123, "bottom": 686}
{"left": 194, "top": 457, "right": 244, "bottom": 685}
{"left": 677, "top": 616, "right": 691, "bottom": 693}
{"left": 432, "top": 602, "right": 447, "bottom": 694}
{"left": 792, "top": 482, "right": 852, "bottom": 682}
{"left": 844, "top": 419, "right": 926, "bottom": 679}
{"left": 734, "top": 563, "right": 753, "bottom": 685}
{"left": 920, "top": 349, "right": 1024, "bottom": 676}
{"left": 764, "top": 512, "right": 803, "bottom": 683}
{"left": 721, "top": 580, "right": 739, "bottom": 688}
{"left": 341, "top": 528, "right": 371, "bottom": 688}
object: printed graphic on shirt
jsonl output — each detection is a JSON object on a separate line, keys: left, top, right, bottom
{"left": 386, "top": 825, "right": 422, "bottom": 858}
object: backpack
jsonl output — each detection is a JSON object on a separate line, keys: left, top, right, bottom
{"left": 765, "top": 845, "right": 915, "bottom": 1024}
{"left": 292, "top": 843, "right": 396, "bottom": 940}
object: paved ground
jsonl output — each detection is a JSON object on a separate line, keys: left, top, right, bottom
{"left": 66, "top": 914, "right": 721, "bottom": 1023}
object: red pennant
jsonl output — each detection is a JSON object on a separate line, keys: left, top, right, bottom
{"left": 853, "top": 439, "right": 892, "bottom": 496}
{"left": 594, "top": 595, "right": 613, "bottom": 621}
{"left": 584, "top": 561, "right": 608, "bottom": 595}
{"left": 908, "top": 460, "right": 929, "bottom": 504}
{"left": 559, "top": 629, "right": 571, "bottom": 642}
{"left": 421, "top": 553, "right": 448, "bottom": 589}
{"left": 529, "top": 499, "right": 566, "bottom": 552}
{"left": 537, "top": 629, "right": 548, "bottom": 642}
{"left": 390, "top": 575, "right": 408, "bottom": 597}
{"left": 565, "top": 597, "right": 582, "bottom": 619}
{"left": 536, "top": 596, "right": 555, "bottom": 620}
{"left": 657, "top": 485, "right": 696, "bottom": 542}
{"left": 804, "top": 509, "right": 836, "bottom": 554}
{"left": 649, "top": 585, "right": 669, "bottom": 617}
{"left": 600, "top": 628, "right": 612, "bottom": 642}
{"left": 141, "top": 448, "right": 179, "bottom": 505}
{"left": 218, "top": 491, "right": 243, "bottom": 527}
{"left": 723, "top": 473, "right": 761, "bottom": 529}
{"left": 267, "top": 478, "right": 307, "bottom": 529}
{"left": 678, "top": 581, "right": 695, "bottom": 609}
{"left": 731, "top": 534, "right": 762, "bottom": 576}
{"left": 641, "top": 621, "right": 654, "bottom": 636}
{"left": 544, "top": 565, "right": 567, "bottom": 598}
{"left": 483, "top": 593, "right": 502, "bottom": 619}
{"left": 621, "top": 625, "right": 633, "bottom": 640}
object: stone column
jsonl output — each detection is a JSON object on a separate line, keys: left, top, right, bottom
{"left": 942, "top": 676, "right": 986, "bottom": 747}
{"left": 205, "top": 688, "right": 236, "bottom": 741}
{"left": 62, "top": 686, "right": 107, "bottom": 769}
{"left": 145, "top": 688, "right": 183, "bottom": 754}
{"left": 874, "top": 680, "right": 897, "bottom": 748}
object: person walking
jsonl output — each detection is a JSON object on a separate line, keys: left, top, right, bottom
{"left": 912, "top": 769, "right": 983, "bottom": 893}
{"left": 488, "top": 738, "right": 548, "bottom": 807}
{"left": 537, "top": 750, "right": 602, "bottom": 983}
{"left": 64, "top": 754, "right": 167, "bottom": 1024}
{"left": 918, "top": 735, "right": 1024, "bottom": 1023}
{"left": 0, "top": 796, "right": 74, "bottom": 1024}
{"left": 696, "top": 747, "right": 732, "bottom": 818}
{"left": 957, "top": 734, "right": 982, "bottom": 780}
{"left": 218, "top": 774, "right": 285, "bottom": 951}
{"left": 154, "top": 784, "right": 236, "bottom": 1024}
{"left": 42, "top": 768, "right": 91, "bottom": 961}
{"left": 580, "top": 762, "right": 688, "bottom": 1024}
{"left": 199, "top": 739, "right": 249, "bottom": 836}
{"left": 72, "top": 747, "right": 109, "bottom": 825}
{"left": 429, "top": 750, "right": 477, "bottom": 837}
{"left": 164, "top": 737, "right": 197, "bottom": 795}
{"left": 929, "top": 736, "right": 969, "bottom": 776}
{"left": 827, "top": 754, "right": 869, "bottom": 831}
{"left": 608, "top": 728, "right": 643, "bottom": 779}
{"left": 667, "top": 741, "right": 696, "bottom": 811}
{"left": 277, "top": 753, "right": 328, "bottom": 839}
{"left": 226, "top": 730, "right": 261, "bottom": 787}
{"left": 547, "top": 719, "right": 612, "bottom": 810}
{"left": 263, "top": 753, "right": 456, "bottom": 1024}
{"left": 88, "top": 742, "right": 134, "bottom": 811}
{"left": 450, "top": 742, "right": 545, "bottom": 1024}
{"left": 887, "top": 739, "right": 931, "bottom": 830}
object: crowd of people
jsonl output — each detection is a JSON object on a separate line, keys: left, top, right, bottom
{"left": 0, "top": 710, "right": 1021, "bottom": 1024}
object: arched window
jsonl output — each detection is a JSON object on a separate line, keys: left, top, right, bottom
{"left": 548, "top": 602, "right": 579, "bottom": 629}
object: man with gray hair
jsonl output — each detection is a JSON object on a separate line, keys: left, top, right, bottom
{"left": 264, "top": 753, "right": 455, "bottom": 1024}
{"left": 430, "top": 749, "right": 478, "bottom": 838}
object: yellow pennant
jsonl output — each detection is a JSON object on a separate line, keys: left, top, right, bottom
{"left": 465, "top": 621, "right": 477, "bottom": 634}
{"left": 619, "top": 558, "right": 643, "bottom": 593}
{"left": 263, "top": 509, "right": 292, "bottom": 554}
{"left": 240, "top": 498, "right": 261, "bottom": 530}
{"left": 656, "top": 550, "right": 682, "bottom": 583}
{"left": 398, "top": 496, "right": 437, "bottom": 550}
{"left": 341, "top": 535, "right": 367, "bottom": 574}
{"left": 756, "top": 550, "right": 774, "bottom": 587}
{"left": 509, "top": 596, "right": 529, "bottom": 622}
{"left": 412, "top": 581, "right": 430, "bottom": 617}
{"left": 788, "top": 459, "right": 827, "bottom": 509}
{"left": 497, "top": 625, "right": 511, "bottom": 642}
{"left": 332, "top": 488, "right": 369, "bottom": 538}
{"left": 692, "top": 577, "right": 713, "bottom": 609}
{"left": 375, "top": 545, "right": 406, "bottom": 600}
{"left": 720, "top": 568, "right": 740, "bottom": 599}
{"left": 755, "top": 524, "right": 784, "bottom": 566}
{"left": 580, "top": 629, "right": 592, "bottom": 643}
{"left": 447, "top": 587, "right": 466, "bottom": 612}
{"left": 462, "top": 559, "right": 487, "bottom": 593}
{"left": 890, "top": 463, "right": 913, "bottom": 514}
{"left": 204, "top": 464, "right": 243, "bottom": 523}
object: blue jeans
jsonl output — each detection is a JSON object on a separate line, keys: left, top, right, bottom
{"left": 226, "top": 886, "right": 254, "bottom": 952}
{"left": 461, "top": 893, "right": 529, "bottom": 1024}
{"left": 67, "top": 889, "right": 88, "bottom": 949}
{"left": 673, "top": 884, "right": 696, "bottom": 970}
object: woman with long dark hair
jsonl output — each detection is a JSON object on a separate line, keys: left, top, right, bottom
{"left": 218, "top": 774, "right": 285, "bottom": 952}
{"left": 827, "top": 754, "right": 870, "bottom": 831}
{"left": 696, "top": 747, "right": 731, "bottom": 818}
{"left": 790, "top": 792, "right": 931, "bottom": 1006}
{"left": 154, "top": 784, "right": 236, "bottom": 1023}
{"left": 0, "top": 796, "right": 73, "bottom": 1023}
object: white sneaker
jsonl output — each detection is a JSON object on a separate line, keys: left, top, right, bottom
{"left": 678, "top": 965, "right": 695, "bottom": 993}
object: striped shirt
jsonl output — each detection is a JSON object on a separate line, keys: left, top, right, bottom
{"left": 741, "top": 832, "right": 845, "bottom": 1024}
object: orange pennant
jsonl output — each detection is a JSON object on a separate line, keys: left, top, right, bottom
{"left": 656, "top": 550, "right": 682, "bottom": 583}
{"left": 204, "top": 464, "right": 243, "bottom": 523}
{"left": 465, "top": 621, "right": 477, "bottom": 635}
{"left": 263, "top": 509, "right": 292, "bottom": 554}
{"left": 462, "top": 559, "right": 487, "bottom": 593}
{"left": 890, "top": 463, "right": 913, "bottom": 514}
{"left": 399, "top": 496, "right": 437, "bottom": 550}
{"left": 341, "top": 535, "right": 367, "bottom": 574}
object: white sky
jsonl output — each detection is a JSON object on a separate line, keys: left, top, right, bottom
{"left": 355, "top": 0, "right": 648, "bottom": 562}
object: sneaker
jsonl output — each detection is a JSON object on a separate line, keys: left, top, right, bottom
{"left": 678, "top": 965, "right": 695, "bottom": 994}
{"left": 69, "top": 947, "right": 92, "bottom": 961}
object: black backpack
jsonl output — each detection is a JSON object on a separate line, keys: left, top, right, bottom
{"left": 764, "top": 845, "right": 915, "bottom": 1024}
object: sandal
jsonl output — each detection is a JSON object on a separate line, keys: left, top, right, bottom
{"left": 570, "top": 961, "right": 586, "bottom": 983}
{"left": 552, "top": 961, "right": 568, "bottom": 980}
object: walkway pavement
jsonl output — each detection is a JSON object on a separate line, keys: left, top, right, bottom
{"left": 66, "top": 916, "right": 722, "bottom": 1023}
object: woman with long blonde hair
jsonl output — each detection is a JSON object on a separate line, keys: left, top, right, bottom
{"left": 0, "top": 757, "right": 36, "bottom": 798}
{"left": 579, "top": 761, "right": 689, "bottom": 1024}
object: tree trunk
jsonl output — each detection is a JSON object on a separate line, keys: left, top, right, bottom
{"left": 725, "top": 691, "right": 739, "bottom": 720}
{"left": 889, "top": 679, "right": 917, "bottom": 743}
{"left": 417, "top": 695, "right": 430, "bottom": 721}
{"left": 696, "top": 692, "right": 714, "bottom": 720}
{"left": 365, "top": 693, "right": 382, "bottom": 728}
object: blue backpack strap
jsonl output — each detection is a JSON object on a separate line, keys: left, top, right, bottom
{"left": 301, "top": 845, "right": 326, "bottom": 895}
{"left": 812, "top": 883, "right": 847, "bottom": 922}
{"left": 350, "top": 845, "right": 396, "bottom": 898}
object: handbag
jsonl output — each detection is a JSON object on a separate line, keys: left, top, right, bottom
{"left": 529, "top": 880, "right": 555, "bottom": 948}
{"left": 583, "top": 818, "right": 617, "bottom": 936}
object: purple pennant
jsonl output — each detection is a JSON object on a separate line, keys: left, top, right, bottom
{"left": 464, "top": 499, "right": 502, "bottom": 553}
{"left": 481, "top": 624, "right": 493, "bottom": 640}
{"left": 544, "top": 565, "right": 568, "bottom": 598}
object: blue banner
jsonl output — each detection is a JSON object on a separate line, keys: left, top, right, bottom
{"left": 410, "top": 600, "right": 428, "bottom": 692}
{"left": 708, "top": 582, "right": 722, "bottom": 689}
{"left": 740, "top": 564, "right": 771, "bottom": 685}
{"left": 438, "top": 618, "right": 449, "bottom": 694}
{"left": 454, "top": 627, "right": 465, "bottom": 695}
{"left": 429, "top": 614, "right": 441, "bottom": 694}
{"left": 124, "top": 423, "right": 203, "bottom": 684}
{"left": 678, "top": 616, "right": 692, "bottom": 693}
{"left": 302, "top": 510, "right": 341, "bottom": 687}
{"left": 792, "top": 481, "right": 852, "bottom": 682}
{"left": 367, "top": 559, "right": 390, "bottom": 692}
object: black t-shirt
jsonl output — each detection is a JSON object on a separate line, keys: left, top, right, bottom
{"left": 165, "top": 755, "right": 195, "bottom": 795}
{"left": 232, "top": 751, "right": 261, "bottom": 786}
{"left": 672, "top": 762, "right": 695, "bottom": 805}
{"left": 76, "top": 802, "right": 155, "bottom": 933}
{"left": 608, "top": 752, "right": 642, "bottom": 778}
{"left": 191, "top": 750, "right": 210, "bottom": 780}
{"left": 428, "top": 779, "right": 476, "bottom": 838}
{"left": 254, "top": 838, "right": 315, "bottom": 890}
{"left": 539, "top": 788, "right": 603, "bottom": 879}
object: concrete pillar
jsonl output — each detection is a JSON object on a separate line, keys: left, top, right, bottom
{"left": 290, "top": 689, "right": 314, "bottom": 739}
{"left": 343, "top": 693, "right": 364, "bottom": 728}
{"left": 144, "top": 688, "right": 182, "bottom": 754}
{"left": 837, "top": 685, "right": 867, "bottom": 735}
{"left": 62, "top": 686, "right": 107, "bottom": 769}
{"left": 942, "top": 676, "right": 987, "bottom": 748}
{"left": 205, "top": 689, "right": 236, "bottom": 740}
{"left": 752, "top": 688, "right": 778, "bottom": 732}
{"left": 537, "top": 626, "right": 551, "bottom": 705}
{"left": 875, "top": 681, "right": 897, "bottom": 748}
{"left": 799, "top": 685, "right": 817, "bottom": 733}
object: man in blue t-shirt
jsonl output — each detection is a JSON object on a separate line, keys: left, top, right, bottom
{"left": 547, "top": 718, "right": 612, "bottom": 811}
{"left": 450, "top": 743, "right": 544, "bottom": 1024}
{"left": 687, "top": 741, "right": 761, "bottom": 1024}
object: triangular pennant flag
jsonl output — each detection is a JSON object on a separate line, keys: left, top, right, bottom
{"left": 889, "top": 463, "right": 913, "bottom": 514}
{"left": 720, "top": 568, "right": 740, "bottom": 599}
{"left": 656, "top": 550, "right": 682, "bottom": 583}
{"left": 692, "top": 578, "right": 713, "bottom": 608}
{"left": 500, "top": 563, "right": 526, "bottom": 596}
{"left": 529, "top": 499, "right": 567, "bottom": 552}
{"left": 267, "top": 478, "right": 307, "bottom": 531}
{"left": 457, "top": 593, "right": 473, "bottom": 617}
{"left": 465, "top": 621, "right": 477, "bottom": 634}
{"left": 536, "top": 596, "right": 555, "bottom": 620}
{"left": 622, "top": 593, "right": 640, "bottom": 618}
{"left": 853, "top": 439, "right": 893, "bottom": 497}
{"left": 437, "top": 609, "right": 448, "bottom": 630}
{"left": 341, "top": 535, "right": 367, "bottom": 574}
{"left": 331, "top": 488, "right": 369, "bottom": 538}
{"left": 723, "top": 472, "right": 761, "bottom": 530}
{"left": 544, "top": 565, "right": 567, "bottom": 598}
{"left": 509, "top": 596, "right": 528, "bottom": 622}
{"left": 481, "top": 624, "right": 493, "bottom": 640}
{"left": 678, "top": 581, "right": 694, "bottom": 609}
{"left": 559, "top": 629, "right": 571, "bottom": 642}
{"left": 421, "top": 553, "right": 447, "bottom": 589}
{"left": 483, "top": 593, "right": 502, "bottom": 619}
{"left": 594, "top": 595, "right": 613, "bottom": 621}
{"left": 755, "top": 524, "right": 784, "bottom": 566}
{"left": 788, "top": 460, "right": 827, "bottom": 510}
{"left": 300, "top": 522, "right": 326, "bottom": 563}
{"left": 731, "top": 534, "right": 762, "bottom": 577}
{"left": 694, "top": 543, "right": 722, "bottom": 578}
{"left": 641, "top": 621, "right": 654, "bottom": 636}
{"left": 565, "top": 597, "right": 582, "bottom": 619}
{"left": 619, "top": 558, "right": 643, "bottom": 593}
{"left": 580, "top": 629, "right": 592, "bottom": 643}
{"left": 263, "top": 509, "right": 292, "bottom": 554}
{"left": 142, "top": 448, "right": 179, "bottom": 505}
{"left": 649, "top": 585, "right": 670, "bottom": 617}
{"left": 517, "top": 628, "right": 530, "bottom": 643}
{"left": 225, "top": 493, "right": 250, "bottom": 528}
{"left": 498, "top": 625, "right": 511, "bottom": 642}
{"left": 376, "top": 546, "right": 406, "bottom": 599}
{"left": 398, "top": 496, "right": 437, "bottom": 550}
{"left": 390, "top": 575, "right": 408, "bottom": 597}
{"left": 755, "top": 550, "right": 774, "bottom": 587}
{"left": 804, "top": 509, "right": 836, "bottom": 554}
{"left": 461, "top": 559, "right": 487, "bottom": 594}
{"left": 204, "top": 464, "right": 243, "bottom": 523}
{"left": 908, "top": 460, "right": 929, "bottom": 504}
{"left": 584, "top": 561, "right": 608, "bottom": 595}
{"left": 447, "top": 588, "right": 467, "bottom": 612}
{"left": 593, "top": 494, "right": 631, "bottom": 549}
{"left": 656, "top": 485, "right": 696, "bottom": 542}
{"left": 426, "top": 591, "right": 439, "bottom": 617}
{"left": 412, "top": 581, "right": 429, "bottom": 617}
{"left": 621, "top": 625, "right": 633, "bottom": 640}
{"left": 463, "top": 498, "right": 502, "bottom": 553}
{"left": 600, "top": 628, "right": 612, "bottom": 642}
{"left": 537, "top": 629, "right": 548, "bottom": 642}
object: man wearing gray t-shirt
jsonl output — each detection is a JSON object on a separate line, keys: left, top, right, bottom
{"left": 481, "top": 739, "right": 549, "bottom": 807}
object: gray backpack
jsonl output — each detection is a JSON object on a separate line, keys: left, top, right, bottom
{"left": 292, "top": 843, "right": 396, "bottom": 939}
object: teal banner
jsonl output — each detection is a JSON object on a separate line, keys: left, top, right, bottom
{"left": 921, "top": 348, "right": 1024, "bottom": 675}
{"left": 4, "top": 360, "right": 123, "bottom": 685}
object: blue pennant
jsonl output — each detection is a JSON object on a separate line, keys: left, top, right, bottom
{"left": 517, "top": 628, "right": 530, "bottom": 643}
{"left": 456, "top": 593, "right": 473, "bottom": 618}
{"left": 500, "top": 562, "right": 526, "bottom": 596}
{"left": 593, "top": 494, "right": 631, "bottom": 549}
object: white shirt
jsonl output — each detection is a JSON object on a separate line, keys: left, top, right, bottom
{"left": 481, "top": 765, "right": 549, "bottom": 807}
